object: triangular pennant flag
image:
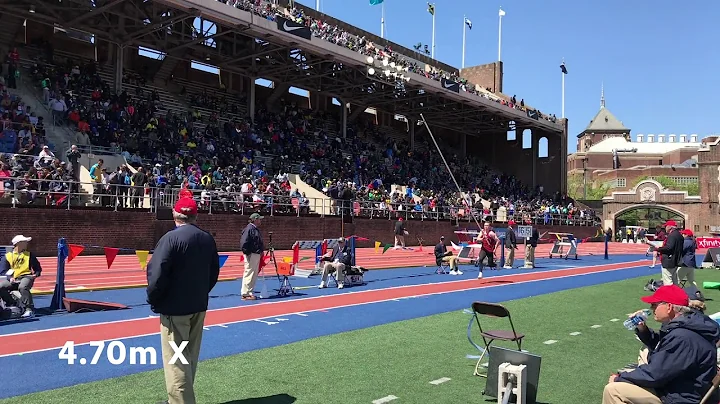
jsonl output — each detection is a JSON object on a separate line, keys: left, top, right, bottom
{"left": 299, "top": 256, "right": 311, "bottom": 262}
{"left": 375, "top": 241, "right": 381, "bottom": 253}
{"left": 283, "top": 257, "right": 292, "bottom": 263}
{"left": 136, "top": 250, "right": 150, "bottom": 270}
{"left": 382, "top": 244, "right": 392, "bottom": 254}
{"left": 218, "top": 255, "right": 229, "bottom": 269}
{"left": 67, "top": 244, "right": 85, "bottom": 263}
{"left": 259, "top": 252, "right": 271, "bottom": 273}
{"left": 104, "top": 247, "right": 120, "bottom": 269}
{"left": 239, "top": 254, "right": 245, "bottom": 263}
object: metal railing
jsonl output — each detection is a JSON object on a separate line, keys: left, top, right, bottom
{"left": 0, "top": 176, "right": 600, "bottom": 226}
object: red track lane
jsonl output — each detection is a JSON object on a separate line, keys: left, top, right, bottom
{"left": 0, "top": 259, "right": 647, "bottom": 356}
{"left": 29, "top": 242, "right": 655, "bottom": 293}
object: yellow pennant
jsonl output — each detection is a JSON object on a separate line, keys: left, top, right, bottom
{"left": 374, "top": 241, "right": 381, "bottom": 253}
{"left": 136, "top": 250, "right": 150, "bottom": 270}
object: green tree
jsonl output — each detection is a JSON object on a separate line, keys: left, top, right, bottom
{"left": 567, "top": 174, "right": 610, "bottom": 200}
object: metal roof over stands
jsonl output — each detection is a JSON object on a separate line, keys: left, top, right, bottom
{"left": 586, "top": 136, "right": 703, "bottom": 154}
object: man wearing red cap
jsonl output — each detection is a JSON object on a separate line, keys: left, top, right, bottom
{"left": 603, "top": 285, "right": 720, "bottom": 404}
{"left": 677, "top": 229, "right": 698, "bottom": 289}
{"left": 147, "top": 195, "right": 220, "bottom": 404}
{"left": 654, "top": 220, "right": 684, "bottom": 286}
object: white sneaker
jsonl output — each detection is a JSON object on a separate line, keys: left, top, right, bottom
{"left": 318, "top": 282, "right": 326, "bottom": 289}
{"left": 477, "top": 272, "right": 483, "bottom": 279}
{"left": 21, "top": 310, "right": 33, "bottom": 318}
{"left": 338, "top": 283, "right": 344, "bottom": 289}
{"left": 455, "top": 269, "right": 463, "bottom": 275}
{"left": 503, "top": 266, "right": 512, "bottom": 269}
{"left": 449, "top": 270, "right": 458, "bottom": 275}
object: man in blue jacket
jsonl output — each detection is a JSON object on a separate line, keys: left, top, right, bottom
{"left": 147, "top": 196, "right": 220, "bottom": 404}
{"left": 603, "top": 285, "right": 720, "bottom": 404}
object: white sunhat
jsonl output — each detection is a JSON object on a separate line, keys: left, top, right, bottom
{"left": 11, "top": 235, "right": 32, "bottom": 245}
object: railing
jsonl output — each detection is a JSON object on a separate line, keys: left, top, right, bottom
{"left": 0, "top": 177, "right": 600, "bottom": 226}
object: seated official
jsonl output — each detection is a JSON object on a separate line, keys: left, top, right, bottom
{"left": 603, "top": 285, "right": 720, "bottom": 404}
{"left": 318, "top": 238, "right": 353, "bottom": 289}
{"left": 0, "top": 235, "right": 42, "bottom": 318}
{"left": 435, "top": 236, "right": 462, "bottom": 275}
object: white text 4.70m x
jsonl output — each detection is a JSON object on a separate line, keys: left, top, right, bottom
{"left": 58, "top": 340, "right": 188, "bottom": 365}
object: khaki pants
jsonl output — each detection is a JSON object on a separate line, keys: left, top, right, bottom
{"left": 242, "top": 253, "right": 261, "bottom": 297}
{"left": 506, "top": 248, "right": 515, "bottom": 267}
{"left": 322, "top": 262, "right": 346, "bottom": 285}
{"left": 394, "top": 235, "right": 405, "bottom": 248}
{"left": 602, "top": 382, "right": 661, "bottom": 404}
{"left": 661, "top": 266, "right": 678, "bottom": 285}
{"left": 160, "top": 312, "right": 206, "bottom": 404}
{"left": 677, "top": 266, "right": 697, "bottom": 288}
{"left": 524, "top": 245, "right": 535, "bottom": 268}
{"left": 442, "top": 255, "right": 458, "bottom": 270}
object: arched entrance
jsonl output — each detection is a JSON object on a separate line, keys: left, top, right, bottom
{"left": 614, "top": 205, "right": 685, "bottom": 231}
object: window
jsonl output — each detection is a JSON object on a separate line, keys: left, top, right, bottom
{"left": 522, "top": 129, "right": 532, "bottom": 149}
{"left": 138, "top": 46, "right": 166, "bottom": 61}
{"left": 255, "top": 78, "right": 273, "bottom": 88}
{"left": 289, "top": 87, "right": 309, "bottom": 98}
{"left": 538, "top": 137, "right": 548, "bottom": 158}
{"left": 190, "top": 61, "right": 219, "bottom": 75}
{"left": 193, "top": 17, "right": 217, "bottom": 48}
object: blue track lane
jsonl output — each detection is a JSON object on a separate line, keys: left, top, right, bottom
{"left": 0, "top": 261, "right": 653, "bottom": 399}
{"left": 0, "top": 253, "right": 649, "bottom": 335}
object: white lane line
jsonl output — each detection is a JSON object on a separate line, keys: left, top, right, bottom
{"left": 372, "top": 395, "right": 398, "bottom": 404}
{"left": 217, "top": 324, "right": 228, "bottom": 328}
{"left": 429, "top": 377, "right": 451, "bottom": 385}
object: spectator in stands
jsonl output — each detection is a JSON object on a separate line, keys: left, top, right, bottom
{"left": 89, "top": 158, "right": 103, "bottom": 203}
{"left": 0, "top": 235, "right": 42, "bottom": 318}
{"left": 603, "top": 285, "right": 720, "bottom": 404}
{"left": 66, "top": 144, "right": 81, "bottom": 183}
{"left": 318, "top": 237, "right": 353, "bottom": 289}
{"left": 239, "top": 213, "right": 265, "bottom": 300}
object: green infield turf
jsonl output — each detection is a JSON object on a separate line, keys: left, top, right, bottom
{"left": 6, "top": 270, "right": 720, "bottom": 404}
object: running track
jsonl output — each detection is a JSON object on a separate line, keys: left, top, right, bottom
{"left": 1, "top": 259, "right": 647, "bottom": 357}
{"left": 29, "top": 242, "right": 654, "bottom": 294}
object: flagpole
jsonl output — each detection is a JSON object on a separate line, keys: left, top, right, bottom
{"left": 381, "top": 2, "right": 385, "bottom": 38}
{"left": 561, "top": 60, "right": 566, "bottom": 119}
{"left": 498, "top": 9, "right": 504, "bottom": 61}
{"left": 431, "top": 5, "right": 436, "bottom": 58}
{"left": 462, "top": 15, "right": 466, "bottom": 68}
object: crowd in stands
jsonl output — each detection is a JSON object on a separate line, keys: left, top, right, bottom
{"left": 221, "top": 0, "right": 559, "bottom": 124}
{"left": 4, "top": 30, "right": 595, "bottom": 226}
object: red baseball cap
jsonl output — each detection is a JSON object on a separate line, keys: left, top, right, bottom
{"left": 681, "top": 229, "right": 694, "bottom": 237}
{"left": 174, "top": 197, "right": 198, "bottom": 215}
{"left": 508, "top": 220, "right": 516, "bottom": 226}
{"left": 663, "top": 220, "right": 677, "bottom": 227}
{"left": 640, "top": 285, "right": 689, "bottom": 307}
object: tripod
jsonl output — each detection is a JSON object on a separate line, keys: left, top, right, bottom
{"left": 267, "top": 232, "right": 295, "bottom": 297}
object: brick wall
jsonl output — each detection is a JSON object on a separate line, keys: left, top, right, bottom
{"left": 1, "top": 208, "right": 602, "bottom": 256}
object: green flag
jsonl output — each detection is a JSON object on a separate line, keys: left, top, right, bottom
{"left": 382, "top": 244, "right": 393, "bottom": 254}
{"left": 370, "top": 0, "right": 384, "bottom": 5}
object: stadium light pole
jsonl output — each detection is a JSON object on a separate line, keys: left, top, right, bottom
{"left": 316, "top": 0, "right": 320, "bottom": 11}
{"left": 560, "top": 59, "right": 567, "bottom": 119}
{"left": 462, "top": 15, "right": 466, "bottom": 68}
{"left": 381, "top": 2, "right": 385, "bottom": 38}
{"left": 431, "top": 4, "right": 436, "bottom": 58}
{"left": 498, "top": 8, "right": 505, "bottom": 61}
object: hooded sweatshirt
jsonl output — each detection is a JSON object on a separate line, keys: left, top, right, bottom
{"left": 616, "top": 311, "right": 720, "bottom": 403}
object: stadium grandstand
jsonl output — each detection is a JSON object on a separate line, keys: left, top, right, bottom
{"left": 0, "top": 0, "right": 595, "bottom": 229}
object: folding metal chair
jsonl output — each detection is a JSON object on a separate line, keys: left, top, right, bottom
{"left": 467, "top": 301, "right": 525, "bottom": 377}
{"left": 436, "top": 258, "right": 450, "bottom": 274}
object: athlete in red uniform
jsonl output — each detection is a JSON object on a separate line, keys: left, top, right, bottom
{"left": 475, "top": 221, "right": 499, "bottom": 279}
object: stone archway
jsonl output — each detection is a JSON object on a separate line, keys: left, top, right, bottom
{"left": 602, "top": 179, "right": 701, "bottom": 233}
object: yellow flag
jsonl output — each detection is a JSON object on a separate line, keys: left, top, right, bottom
{"left": 374, "top": 241, "right": 381, "bottom": 253}
{"left": 136, "top": 250, "right": 150, "bottom": 270}
{"left": 283, "top": 256, "right": 292, "bottom": 263}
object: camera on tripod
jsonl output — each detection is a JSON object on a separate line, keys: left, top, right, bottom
{"left": 268, "top": 231, "right": 274, "bottom": 248}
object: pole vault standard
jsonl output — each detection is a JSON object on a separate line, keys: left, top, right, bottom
{"left": 418, "top": 113, "right": 482, "bottom": 230}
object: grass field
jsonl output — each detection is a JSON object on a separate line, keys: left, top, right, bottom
{"left": 6, "top": 269, "right": 720, "bottom": 404}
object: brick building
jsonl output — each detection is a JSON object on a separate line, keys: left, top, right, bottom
{"left": 567, "top": 89, "right": 702, "bottom": 194}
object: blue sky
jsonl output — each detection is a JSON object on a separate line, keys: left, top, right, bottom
{"left": 295, "top": 0, "right": 719, "bottom": 153}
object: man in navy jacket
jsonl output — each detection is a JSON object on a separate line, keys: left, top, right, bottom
{"left": 603, "top": 285, "right": 720, "bottom": 404}
{"left": 147, "top": 196, "right": 220, "bottom": 404}
{"left": 655, "top": 220, "right": 684, "bottom": 286}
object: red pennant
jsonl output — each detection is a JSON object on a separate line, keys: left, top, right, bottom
{"left": 259, "top": 252, "right": 271, "bottom": 273}
{"left": 67, "top": 244, "right": 85, "bottom": 263}
{"left": 292, "top": 243, "right": 300, "bottom": 264}
{"left": 239, "top": 254, "right": 245, "bottom": 263}
{"left": 104, "top": 247, "right": 120, "bottom": 269}
{"left": 322, "top": 240, "right": 328, "bottom": 255}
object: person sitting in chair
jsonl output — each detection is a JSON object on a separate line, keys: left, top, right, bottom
{"left": 435, "top": 236, "right": 462, "bottom": 275}
{"left": 603, "top": 285, "right": 720, "bottom": 404}
{"left": 0, "top": 235, "right": 42, "bottom": 318}
{"left": 318, "top": 238, "right": 353, "bottom": 289}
